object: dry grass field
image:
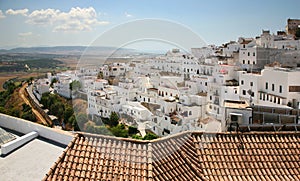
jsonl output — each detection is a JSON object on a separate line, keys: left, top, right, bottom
{"left": 0, "top": 72, "right": 41, "bottom": 91}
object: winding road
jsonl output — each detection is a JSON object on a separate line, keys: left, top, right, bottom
{"left": 19, "top": 83, "right": 49, "bottom": 126}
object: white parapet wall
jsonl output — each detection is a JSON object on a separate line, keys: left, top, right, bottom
{"left": 0, "top": 113, "right": 74, "bottom": 145}
{"left": 1, "top": 131, "right": 38, "bottom": 156}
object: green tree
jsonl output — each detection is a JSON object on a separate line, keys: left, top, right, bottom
{"left": 143, "top": 133, "right": 158, "bottom": 140}
{"left": 72, "top": 115, "right": 80, "bottom": 131}
{"left": 131, "top": 134, "right": 143, "bottom": 140}
{"left": 50, "top": 102, "right": 65, "bottom": 119}
{"left": 64, "top": 106, "right": 74, "bottom": 124}
{"left": 109, "top": 124, "right": 128, "bottom": 138}
{"left": 50, "top": 78, "right": 58, "bottom": 87}
{"left": 68, "top": 114, "right": 76, "bottom": 125}
{"left": 22, "top": 103, "right": 31, "bottom": 112}
{"left": 109, "top": 112, "right": 119, "bottom": 127}
{"left": 8, "top": 108, "right": 21, "bottom": 117}
{"left": 128, "top": 126, "right": 138, "bottom": 135}
{"left": 21, "top": 109, "right": 36, "bottom": 122}
{"left": 0, "top": 107, "right": 6, "bottom": 114}
{"left": 69, "top": 80, "right": 81, "bottom": 91}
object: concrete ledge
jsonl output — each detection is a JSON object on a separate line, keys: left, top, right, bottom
{"left": 0, "top": 113, "right": 74, "bottom": 146}
{"left": 1, "top": 131, "right": 38, "bottom": 156}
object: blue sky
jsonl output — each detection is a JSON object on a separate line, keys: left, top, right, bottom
{"left": 0, "top": 0, "right": 299, "bottom": 50}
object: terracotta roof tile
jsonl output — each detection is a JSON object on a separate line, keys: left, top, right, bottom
{"left": 44, "top": 131, "right": 300, "bottom": 181}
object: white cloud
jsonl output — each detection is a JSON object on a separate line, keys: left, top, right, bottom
{"left": 0, "top": 10, "right": 5, "bottom": 19}
{"left": 18, "top": 32, "right": 33, "bottom": 37}
{"left": 6, "top": 8, "right": 29, "bottom": 16}
{"left": 125, "top": 12, "right": 133, "bottom": 18}
{"left": 27, "top": 8, "right": 60, "bottom": 25}
{"left": 26, "top": 7, "right": 109, "bottom": 32}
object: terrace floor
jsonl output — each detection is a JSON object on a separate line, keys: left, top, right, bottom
{"left": 0, "top": 137, "right": 65, "bottom": 181}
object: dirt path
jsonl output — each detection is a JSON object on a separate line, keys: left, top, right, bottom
{"left": 19, "top": 83, "right": 49, "bottom": 126}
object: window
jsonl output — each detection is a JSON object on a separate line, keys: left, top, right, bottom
{"left": 210, "top": 96, "right": 212, "bottom": 100}
{"left": 243, "top": 60, "right": 245, "bottom": 64}
{"left": 248, "top": 52, "right": 250, "bottom": 56}
{"left": 266, "top": 82, "right": 268, "bottom": 89}
{"left": 253, "top": 61, "right": 256, "bottom": 64}
{"left": 289, "top": 86, "right": 300, "bottom": 92}
{"left": 250, "top": 82, "right": 253, "bottom": 87}
{"left": 241, "top": 80, "right": 244, "bottom": 85}
{"left": 279, "top": 85, "right": 282, "bottom": 93}
{"left": 243, "top": 90, "right": 246, "bottom": 95}
{"left": 278, "top": 98, "right": 280, "bottom": 104}
{"left": 259, "top": 93, "right": 262, "bottom": 100}
{"left": 272, "top": 84, "right": 275, "bottom": 91}
{"left": 248, "top": 60, "right": 250, "bottom": 64}
{"left": 253, "top": 52, "right": 255, "bottom": 56}
{"left": 205, "top": 82, "right": 207, "bottom": 86}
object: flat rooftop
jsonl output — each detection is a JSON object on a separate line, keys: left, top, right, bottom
{"left": 0, "top": 137, "right": 65, "bottom": 181}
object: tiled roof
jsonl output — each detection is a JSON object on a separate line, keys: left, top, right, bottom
{"left": 44, "top": 131, "right": 300, "bottom": 181}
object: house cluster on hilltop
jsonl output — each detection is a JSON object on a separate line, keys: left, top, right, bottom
{"left": 32, "top": 19, "right": 300, "bottom": 136}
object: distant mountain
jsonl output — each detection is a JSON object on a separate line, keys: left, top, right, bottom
{"left": 0, "top": 46, "right": 140, "bottom": 56}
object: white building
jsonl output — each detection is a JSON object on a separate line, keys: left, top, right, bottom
{"left": 54, "top": 78, "right": 72, "bottom": 98}
{"left": 191, "top": 45, "right": 216, "bottom": 59}
{"left": 121, "top": 102, "right": 153, "bottom": 121}
{"left": 239, "top": 66, "right": 300, "bottom": 108}
{"left": 33, "top": 78, "right": 50, "bottom": 100}
{"left": 257, "top": 30, "right": 300, "bottom": 50}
